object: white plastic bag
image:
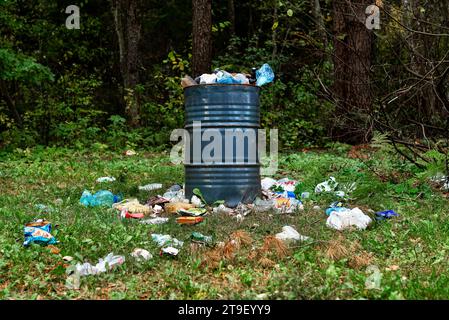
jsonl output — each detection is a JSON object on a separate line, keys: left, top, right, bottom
{"left": 326, "top": 207, "right": 372, "bottom": 231}
{"left": 275, "top": 226, "right": 310, "bottom": 242}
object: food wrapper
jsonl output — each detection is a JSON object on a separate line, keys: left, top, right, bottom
{"left": 165, "top": 202, "right": 195, "bottom": 214}
{"left": 177, "top": 208, "right": 206, "bottom": 217}
{"left": 23, "top": 219, "right": 57, "bottom": 246}
{"left": 160, "top": 247, "right": 179, "bottom": 257}
{"left": 176, "top": 216, "right": 204, "bottom": 225}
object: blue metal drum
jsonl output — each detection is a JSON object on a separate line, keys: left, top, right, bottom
{"left": 184, "top": 84, "right": 261, "bottom": 207}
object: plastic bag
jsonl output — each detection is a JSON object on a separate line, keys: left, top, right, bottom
{"left": 326, "top": 207, "right": 372, "bottom": 230}
{"left": 256, "top": 63, "right": 275, "bottom": 86}
{"left": 80, "top": 190, "right": 121, "bottom": 207}
{"left": 216, "top": 70, "right": 240, "bottom": 84}
{"left": 275, "top": 226, "right": 310, "bottom": 242}
{"left": 151, "top": 234, "right": 184, "bottom": 247}
{"left": 75, "top": 253, "right": 125, "bottom": 276}
{"left": 199, "top": 73, "right": 217, "bottom": 84}
{"left": 375, "top": 210, "right": 399, "bottom": 220}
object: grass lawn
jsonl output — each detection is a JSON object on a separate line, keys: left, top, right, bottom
{"left": 0, "top": 144, "right": 448, "bottom": 300}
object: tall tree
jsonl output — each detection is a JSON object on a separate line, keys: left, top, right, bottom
{"left": 332, "top": 0, "right": 373, "bottom": 142}
{"left": 111, "top": 0, "right": 142, "bottom": 128}
{"left": 312, "top": 0, "right": 326, "bottom": 45}
{"left": 227, "top": 0, "right": 235, "bottom": 36}
{"left": 192, "top": 0, "right": 212, "bottom": 77}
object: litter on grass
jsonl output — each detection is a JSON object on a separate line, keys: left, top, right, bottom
{"left": 375, "top": 210, "right": 399, "bottom": 220}
{"left": 124, "top": 150, "right": 136, "bottom": 156}
{"left": 147, "top": 195, "right": 170, "bottom": 206}
{"left": 165, "top": 202, "right": 196, "bottom": 214}
{"left": 160, "top": 247, "right": 179, "bottom": 257}
{"left": 253, "top": 198, "right": 275, "bottom": 213}
{"left": 153, "top": 204, "right": 163, "bottom": 214}
{"left": 138, "top": 183, "right": 163, "bottom": 191}
{"left": 120, "top": 210, "right": 144, "bottom": 219}
{"left": 190, "top": 195, "right": 203, "bottom": 207}
{"left": 151, "top": 234, "right": 184, "bottom": 247}
{"left": 325, "top": 201, "right": 346, "bottom": 215}
{"left": 74, "top": 253, "right": 125, "bottom": 276}
{"left": 326, "top": 207, "right": 372, "bottom": 231}
{"left": 178, "top": 207, "right": 207, "bottom": 216}
{"left": 163, "top": 189, "right": 189, "bottom": 203}
{"left": 80, "top": 190, "right": 122, "bottom": 207}
{"left": 315, "top": 176, "right": 339, "bottom": 194}
{"left": 315, "top": 177, "right": 357, "bottom": 198}
{"left": 35, "top": 204, "right": 54, "bottom": 213}
{"left": 176, "top": 216, "right": 204, "bottom": 225}
{"left": 96, "top": 176, "right": 116, "bottom": 183}
{"left": 274, "top": 197, "right": 303, "bottom": 214}
{"left": 113, "top": 199, "right": 152, "bottom": 217}
{"left": 131, "top": 248, "right": 153, "bottom": 261}
{"left": 275, "top": 226, "right": 310, "bottom": 243}
{"left": 23, "top": 219, "right": 58, "bottom": 246}
{"left": 259, "top": 177, "right": 304, "bottom": 213}
{"left": 212, "top": 204, "right": 234, "bottom": 215}
{"left": 168, "top": 184, "right": 182, "bottom": 192}
{"left": 191, "top": 232, "right": 213, "bottom": 245}
{"left": 365, "top": 265, "right": 382, "bottom": 290}
{"left": 430, "top": 173, "right": 449, "bottom": 190}
{"left": 140, "top": 217, "right": 169, "bottom": 225}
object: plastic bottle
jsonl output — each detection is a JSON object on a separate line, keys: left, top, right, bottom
{"left": 191, "top": 232, "right": 213, "bottom": 244}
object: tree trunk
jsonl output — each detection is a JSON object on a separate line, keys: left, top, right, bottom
{"left": 227, "top": 0, "right": 235, "bottom": 36}
{"left": 111, "top": 0, "right": 142, "bottom": 128}
{"left": 0, "top": 80, "right": 22, "bottom": 127}
{"left": 271, "top": 0, "right": 278, "bottom": 61}
{"left": 312, "top": 0, "right": 326, "bottom": 45}
{"left": 192, "top": 0, "right": 212, "bottom": 77}
{"left": 332, "top": 0, "right": 373, "bottom": 143}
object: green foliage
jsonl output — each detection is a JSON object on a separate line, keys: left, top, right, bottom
{"left": 0, "top": 0, "right": 334, "bottom": 151}
{"left": 416, "top": 149, "right": 448, "bottom": 180}
{"left": 0, "top": 49, "right": 54, "bottom": 84}
{"left": 259, "top": 67, "right": 333, "bottom": 149}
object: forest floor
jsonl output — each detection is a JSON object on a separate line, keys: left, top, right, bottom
{"left": 1, "top": 144, "right": 449, "bottom": 299}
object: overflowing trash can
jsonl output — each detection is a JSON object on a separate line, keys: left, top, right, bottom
{"left": 184, "top": 84, "right": 261, "bottom": 207}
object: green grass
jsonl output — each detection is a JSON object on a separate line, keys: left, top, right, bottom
{"left": 0, "top": 145, "right": 448, "bottom": 300}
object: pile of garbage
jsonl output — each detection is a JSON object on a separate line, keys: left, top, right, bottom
{"left": 256, "top": 177, "right": 304, "bottom": 214}
{"left": 23, "top": 172, "right": 400, "bottom": 291}
{"left": 181, "top": 63, "right": 275, "bottom": 88}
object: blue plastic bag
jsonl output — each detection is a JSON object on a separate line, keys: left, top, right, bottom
{"left": 256, "top": 63, "right": 275, "bottom": 86}
{"left": 216, "top": 70, "right": 241, "bottom": 84}
{"left": 80, "top": 190, "right": 122, "bottom": 207}
{"left": 325, "top": 201, "right": 346, "bottom": 215}
{"left": 375, "top": 210, "right": 398, "bottom": 221}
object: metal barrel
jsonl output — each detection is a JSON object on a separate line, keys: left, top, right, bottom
{"left": 184, "top": 84, "right": 261, "bottom": 208}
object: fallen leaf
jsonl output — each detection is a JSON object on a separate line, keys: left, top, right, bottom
{"left": 48, "top": 245, "right": 60, "bottom": 254}
{"left": 386, "top": 265, "right": 400, "bottom": 271}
